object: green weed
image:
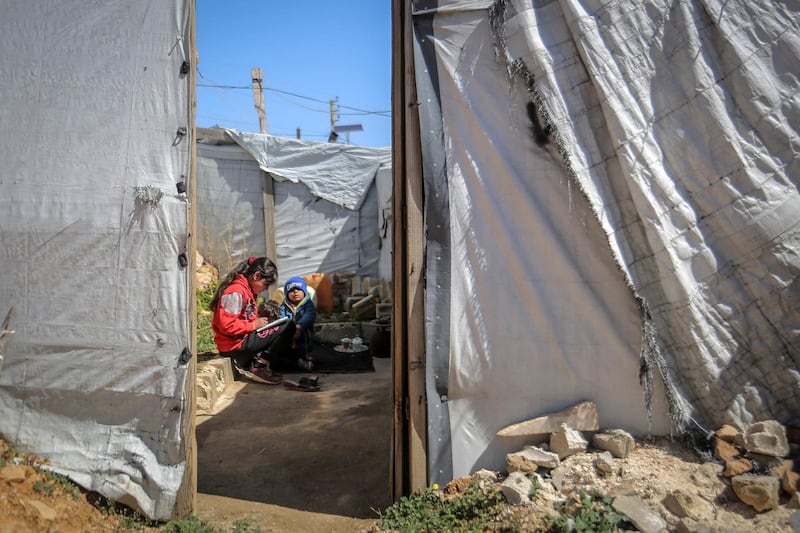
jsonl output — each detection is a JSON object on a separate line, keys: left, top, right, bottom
{"left": 548, "top": 490, "right": 630, "bottom": 533}
{"left": 159, "top": 515, "right": 262, "bottom": 532}
{"left": 196, "top": 282, "right": 218, "bottom": 354}
{"left": 375, "top": 479, "right": 508, "bottom": 532}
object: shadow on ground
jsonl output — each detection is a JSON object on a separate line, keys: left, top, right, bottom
{"left": 196, "top": 357, "right": 393, "bottom": 519}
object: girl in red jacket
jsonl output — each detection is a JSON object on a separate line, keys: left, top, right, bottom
{"left": 210, "top": 256, "right": 295, "bottom": 385}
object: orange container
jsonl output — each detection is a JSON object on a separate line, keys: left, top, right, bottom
{"left": 304, "top": 273, "right": 333, "bottom": 312}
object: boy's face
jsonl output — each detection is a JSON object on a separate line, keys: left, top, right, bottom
{"left": 287, "top": 288, "right": 305, "bottom": 304}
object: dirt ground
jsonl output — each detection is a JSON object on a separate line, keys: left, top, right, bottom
{"left": 194, "top": 356, "right": 394, "bottom": 532}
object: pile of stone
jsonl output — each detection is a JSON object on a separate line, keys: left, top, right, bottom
{"left": 491, "top": 401, "right": 800, "bottom": 533}
{"left": 195, "top": 251, "right": 219, "bottom": 292}
{"left": 712, "top": 420, "right": 799, "bottom": 511}
{"left": 332, "top": 271, "right": 392, "bottom": 320}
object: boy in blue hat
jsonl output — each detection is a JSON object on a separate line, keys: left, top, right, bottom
{"left": 280, "top": 276, "right": 317, "bottom": 367}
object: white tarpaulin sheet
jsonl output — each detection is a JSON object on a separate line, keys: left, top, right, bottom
{"left": 196, "top": 135, "right": 392, "bottom": 282}
{"left": 225, "top": 129, "right": 392, "bottom": 211}
{"left": 412, "top": 0, "right": 800, "bottom": 483}
{"left": 0, "top": 1, "right": 193, "bottom": 520}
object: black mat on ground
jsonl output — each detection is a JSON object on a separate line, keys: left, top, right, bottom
{"left": 270, "top": 342, "right": 375, "bottom": 374}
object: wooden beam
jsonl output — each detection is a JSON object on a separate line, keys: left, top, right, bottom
{"left": 251, "top": 67, "right": 267, "bottom": 134}
{"left": 174, "top": 0, "right": 197, "bottom": 519}
{"left": 261, "top": 171, "right": 277, "bottom": 261}
{"left": 391, "top": 0, "right": 428, "bottom": 499}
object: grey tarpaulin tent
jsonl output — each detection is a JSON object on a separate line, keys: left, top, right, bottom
{"left": 0, "top": 1, "right": 196, "bottom": 520}
{"left": 196, "top": 127, "right": 393, "bottom": 283}
{"left": 395, "top": 0, "right": 800, "bottom": 488}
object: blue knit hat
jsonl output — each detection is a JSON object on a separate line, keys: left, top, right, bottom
{"left": 284, "top": 276, "right": 307, "bottom": 297}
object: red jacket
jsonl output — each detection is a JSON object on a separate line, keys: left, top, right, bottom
{"left": 212, "top": 274, "right": 258, "bottom": 352}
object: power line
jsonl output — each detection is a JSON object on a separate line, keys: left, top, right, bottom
{"left": 197, "top": 70, "right": 390, "bottom": 118}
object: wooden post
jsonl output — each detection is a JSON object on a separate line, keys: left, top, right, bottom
{"left": 174, "top": 0, "right": 198, "bottom": 519}
{"left": 391, "top": 0, "right": 428, "bottom": 500}
{"left": 261, "top": 170, "right": 277, "bottom": 261}
{"left": 251, "top": 67, "right": 267, "bottom": 134}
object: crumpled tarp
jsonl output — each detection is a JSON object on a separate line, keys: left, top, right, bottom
{"left": 411, "top": 0, "right": 800, "bottom": 482}
{"left": 225, "top": 129, "right": 391, "bottom": 210}
{"left": 0, "top": 1, "right": 193, "bottom": 520}
{"left": 196, "top": 135, "right": 392, "bottom": 281}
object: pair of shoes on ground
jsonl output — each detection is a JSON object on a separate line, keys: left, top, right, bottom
{"left": 234, "top": 361, "right": 282, "bottom": 385}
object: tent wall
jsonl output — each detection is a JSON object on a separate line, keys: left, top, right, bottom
{"left": 407, "top": 0, "right": 800, "bottom": 485}
{"left": 196, "top": 135, "right": 392, "bottom": 283}
{"left": 0, "top": 1, "right": 195, "bottom": 520}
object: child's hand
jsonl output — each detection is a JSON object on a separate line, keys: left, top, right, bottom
{"left": 254, "top": 317, "right": 270, "bottom": 331}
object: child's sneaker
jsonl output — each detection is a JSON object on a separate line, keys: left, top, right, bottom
{"left": 241, "top": 363, "right": 282, "bottom": 385}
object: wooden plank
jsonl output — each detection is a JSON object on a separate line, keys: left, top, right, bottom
{"left": 173, "top": 0, "right": 197, "bottom": 518}
{"left": 390, "top": 0, "right": 405, "bottom": 501}
{"left": 391, "top": 0, "right": 428, "bottom": 498}
{"left": 261, "top": 171, "right": 277, "bottom": 261}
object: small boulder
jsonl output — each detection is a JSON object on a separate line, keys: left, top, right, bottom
{"left": 550, "top": 423, "right": 588, "bottom": 459}
{"left": 592, "top": 429, "right": 635, "bottom": 458}
{"left": 722, "top": 458, "right": 753, "bottom": 477}
{"left": 500, "top": 471, "right": 532, "bottom": 505}
{"left": 731, "top": 474, "right": 780, "bottom": 512}
{"left": 506, "top": 445, "right": 560, "bottom": 474}
{"left": 744, "top": 420, "right": 789, "bottom": 458}
{"left": 612, "top": 494, "right": 667, "bottom": 533}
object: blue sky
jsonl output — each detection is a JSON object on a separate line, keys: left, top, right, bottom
{"left": 195, "top": 1, "right": 392, "bottom": 147}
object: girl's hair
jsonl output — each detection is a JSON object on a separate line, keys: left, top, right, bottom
{"left": 209, "top": 256, "right": 278, "bottom": 310}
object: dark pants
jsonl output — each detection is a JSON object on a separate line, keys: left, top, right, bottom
{"left": 221, "top": 320, "right": 296, "bottom": 369}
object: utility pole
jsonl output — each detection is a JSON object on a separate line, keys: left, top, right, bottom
{"left": 329, "top": 98, "right": 337, "bottom": 130}
{"left": 251, "top": 67, "right": 267, "bottom": 134}
{"left": 328, "top": 98, "right": 339, "bottom": 142}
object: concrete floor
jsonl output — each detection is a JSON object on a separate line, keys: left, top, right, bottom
{"left": 195, "top": 356, "right": 394, "bottom": 522}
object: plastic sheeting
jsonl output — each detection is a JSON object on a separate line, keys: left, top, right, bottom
{"left": 196, "top": 134, "right": 392, "bottom": 282}
{"left": 226, "top": 129, "right": 392, "bottom": 211}
{"left": 411, "top": 0, "right": 800, "bottom": 483}
{"left": 0, "top": 1, "right": 193, "bottom": 520}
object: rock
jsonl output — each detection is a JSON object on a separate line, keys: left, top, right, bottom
{"left": 612, "top": 494, "right": 667, "bottom": 533}
{"left": 496, "top": 401, "right": 599, "bottom": 437}
{"left": 661, "top": 489, "right": 714, "bottom": 522}
{"left": 27, "top": 500, "right": 57, "bottom": 521}
{"left": 506, "top": 446, "right": 560, "bottom": 473}
{"left": 790, "top": 509, "right": 800, "bottom": 533}
{"left": 663, "top": 490, "right": 694, "bottom": 518}
{"left": 594, "top": 451, "right": 616, "bottom": 475}
{"left": 474, "top": 468, "right": 499, "bottom": 481}
{"left": 714, "top": 438, "right": 740, "bottom": 462}
{"left": 500, "top": 471, "right": 532, "bottom": 505}
{"left": 0, "top": 464, "right": 27, "bottom": 483}
{"left": 528, "top": 472, "right": 558, "bottom": 505}
{"left": 731, "top": 474, "right": 780, "bottom": 512}
{"left": 788, "top": 491, "right": 800, "bottom": 509}
{"left": 723, "top": 458, "right": 753, "bottom": 477}
{"left": 771, "top": 460, "right": 800, "bottom": 496}
{"left": 715, "top": 424, "right": 740, "bottom": 443}
{"left": 195, "top": 251, "right": 219, "bottom": 291}
{"left": 744, "top": 420, "right": 789, "bottom": 458}
{"left": 592, "top": 429, "right": 635, "bottom": 458}
{"left": 550, "top": 423, "right": 588, "bottom": 459}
